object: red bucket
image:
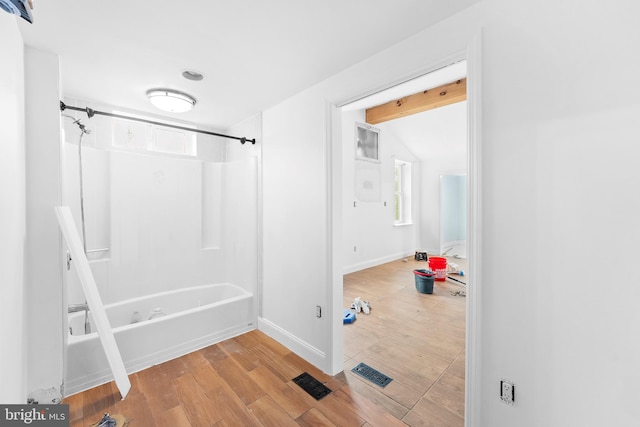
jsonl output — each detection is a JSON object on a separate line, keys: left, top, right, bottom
{"left": 428, "top": 257, "right": 448, "bottom": 281}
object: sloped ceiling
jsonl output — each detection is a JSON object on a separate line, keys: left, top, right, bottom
{"left": 18, "top": 0, "right": 479, "bottom": 129}
{"left": 346, "top": 61, "right": 467, "bottom": 162}
{"left": 383, "top": 101, "right": 467, "bottom": 161}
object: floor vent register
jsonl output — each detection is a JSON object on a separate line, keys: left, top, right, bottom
{"left": 292, "top": 372, "right": 332, "bottom": 400}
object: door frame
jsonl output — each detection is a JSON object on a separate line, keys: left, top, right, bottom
{"left": 327, "top": 32, "right": 483, "bottom": 427}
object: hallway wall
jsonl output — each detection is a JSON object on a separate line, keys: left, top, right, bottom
{"left": 24, "top": 47, "right": 64, "bottom": 396}
{"left": 261, "top": 89, "right": 331, "bottom": 369}
{"left": 0, "top": 14, "right": 27, "bottom": 404}
{"left": 478, "top": 1, "right": 640, "bottom": 424}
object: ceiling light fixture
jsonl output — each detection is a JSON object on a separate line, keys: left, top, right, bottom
{"left": 146, "top": 89, "right": 196, "bottom": 113}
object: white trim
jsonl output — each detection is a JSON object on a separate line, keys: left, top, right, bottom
{"left": 258, "top": 317, "right": 327, "bottom": 369}
{"left": 328, "top": 104, "right": 344, "bottom": 375}
{"left": 441, "top": 240, "right": 467, "bottom": 258}
{"left": 343, "top": 251, "right": 415, "bottom": 275}
{"left": 336, "top": 56, "right": 467, "bottom": 109}
{"left": 465, "top": 30, "right": 483, "bottom": 427}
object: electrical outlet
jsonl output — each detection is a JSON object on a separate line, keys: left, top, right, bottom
{"left": 500, "top": 379, "right": 515, "bottom": 405}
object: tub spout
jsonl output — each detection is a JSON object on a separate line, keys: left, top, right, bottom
{"left": 68, "top": 302, "right": 91, "bottom": 334}
{"left": 68, "top": 303, "right": 88, "bottom": 313}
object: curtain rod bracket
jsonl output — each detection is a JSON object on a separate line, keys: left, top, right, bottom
{"left": 60, "top": 101, "right": 95, "bottom": 119}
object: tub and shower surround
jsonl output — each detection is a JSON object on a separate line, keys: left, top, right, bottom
{"left": 61, "top": 119, "right": 259, "bottom": 394}
{"left": 63, "top": 145, "right": 259, "bottom": 305}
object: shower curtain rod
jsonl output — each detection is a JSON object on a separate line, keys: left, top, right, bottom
{"left": 59, "top": 101, "right": 256, "bottom": 145}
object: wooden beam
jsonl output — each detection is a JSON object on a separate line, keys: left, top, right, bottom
{"left": 366, "top": 78, "right": 467, "bottom": 124}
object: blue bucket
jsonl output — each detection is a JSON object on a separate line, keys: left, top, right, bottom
{"left": 413, "top": 269, "right": 435, "bottom": 294}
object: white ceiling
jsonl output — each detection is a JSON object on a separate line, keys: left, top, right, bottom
{"left": 17, "top": 0, "right": 479, "bottom": 129}
{"left": 381, "top": 101, "right": 468, "bottom": 161}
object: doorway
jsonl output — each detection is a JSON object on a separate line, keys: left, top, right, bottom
{"left": 330, "top": 46, "right": 480, "bottom": 426}
{"left": 342, "top": 63, "right": 467, "bottom": 425}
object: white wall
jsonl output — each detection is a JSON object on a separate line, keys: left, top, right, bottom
{"left": 24, "top": 47, "right": 64, "bottom": 395}
{"left": 418, "top": 108, "right": 467, "bottom": 254}
{"left": 342, "top": 109, "right": 421, "bottom": 273}
{"left": 261, "top": 89, "right": 331, "bottom": 369}
{"left": 479, "top": 2, "right": 640, "bottom": 425}
{"left": 0, "top": 14, "right": 27, "bottom": 404}
{"left": 262, "top": 0, "right": 640, "bottom": 425}
{"left": 226, "top": 114, "right": 262, "bottom": 163}
{"left": 379, "top": 102, "right": 467, "bottom": 254}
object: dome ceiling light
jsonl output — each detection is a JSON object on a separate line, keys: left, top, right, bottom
{"left": 146, "top": 89, "right": 196, "bottom": 113}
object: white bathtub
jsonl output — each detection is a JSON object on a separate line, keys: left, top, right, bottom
{"left": 65, "top": 283, "right": 255, "bottom": 396}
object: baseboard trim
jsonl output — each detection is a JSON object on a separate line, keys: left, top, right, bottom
{"left": 343, "top": 251, "right": 415, "bottom": 275}
{"left": 258, "top": 317, "right": 327, "bottom": 371}
{"left": 441, "top": 240, "right": 467, "bottom": 257}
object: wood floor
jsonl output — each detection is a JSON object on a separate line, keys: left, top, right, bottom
{"left": 63, "top": 256, "right": 466, "bottom": 427}
{"left": 343, "top": 256, "right": 466, "bottom": 426}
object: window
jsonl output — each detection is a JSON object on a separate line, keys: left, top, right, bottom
{"left": 355, "top": 122, "right": 380, "bottom": 162}
{"left": 111, "top": 111, "right": 197, "bottom": 156}
{"left": 152, "top": 127, "right": 194, "bottom": 156}
{"left": 394, "top": 160, "right": 412, "bottom": 225}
